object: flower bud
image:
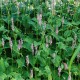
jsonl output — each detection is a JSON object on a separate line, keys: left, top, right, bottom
{"left": 62, "top": 17, "right": 64, "bottom": 25}
{"left": 35, "top": 46, "right": 38, "bottom": 55}
{"left": 2, "top": 38, "right": 5, "bottom": 48}
{"left": 9, "top": 38, "right": 13, "bottom": 50}
{"left": 56, "top": 27, "right": 58, "bottom": 35}
{"left": 18, "top": 40, "right": 21, "bottom": 50}
{"left": 63, "top": 63, "right": 68, "bottom": 70}
{"left": 77, "top": 54, "right": 80, "bottom": 62}
{"left": 26, "top": 55, "right": 29, "bottom": 67}
{"left": 11, "top": 17, "right": 14, "bottom": 31}
{"left": 31, "top": 43, "right": 34, "bottom": 55}
{"left": 72, "top": 34, "right": 77, "bottom": 49}
{"left": 49, "top": 36, "right": 52, "bottom": 45}
{"left": 30, "top": 69, "right": 33, "bottom": 78}
{"left": 58, "top": 66, "right": 62, "bottom": 77}
{"left": 18, "top": 39, "right": 23, "bottom": 50}
{"left": 37, "top": 13, "right": 42, "bottom": 26}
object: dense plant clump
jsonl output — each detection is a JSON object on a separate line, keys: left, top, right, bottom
{"left": 0, "top": 0, "right": 80, "bottom": 80}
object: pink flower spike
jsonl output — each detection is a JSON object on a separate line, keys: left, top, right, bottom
{"left": 62, "top": 17, "right": 64, "bottom": 25}
{"left": 58, "top": 66, "right": 62, "bottom": 77}
{"left": 2, "top": 38, "right": 5, "bottom": 48}
{"left": 18, "top": 40, "right": 21, "bottom": 50}
{"left": 43, "top": 22, "right": 46, "bottom": 30}
{"left": 26, "top": 55, "right": 29, "bottom": 67}
{"left": 63, "top": 63, "right": 68, "bottom": 70}
{"left": 30, "top": 69, "right": 33, "bottom": 78}
{"left": 11, "top": 17, "right": 14, "bottom": 31}
{"left": 31, "top": 43, "right": 34, "bottom": 55}
{"left": 50, "top": 36, "right": 52, "bottom": 45}
{"left": 56, "top": 27, "right": 58, "bottom": 35}
{"left": 21, "top": 38, "right": 23, "bottom": 45}
{"left": 37, "top": 13, "right": 42, "bottom": 26}
{"left": 35, "top": 46, "right": 38, "bottom": 54}
{"left": 9, "top": 38, "right": 13, "bottom": 50}
{"left": 46, "top": 43, "right": 49, "bottom": 48}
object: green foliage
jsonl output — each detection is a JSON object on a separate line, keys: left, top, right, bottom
{"left": 0, "top": 0, "right": 80, "bottom": 80}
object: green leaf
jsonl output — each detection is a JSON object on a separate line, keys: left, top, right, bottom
{"left": 52, "top": 55, "right": 62, "bottom": 67}
{"left": 57, "top": 42, "right": 66, "bottom": 50}
{"left": 4, "top": 60, "right": 9, "bottom": 68}
{"left": 17, "top": 58, "right": 25, "bottom": 68}
{"left": 10, "top": 72, "right": 24, "bottom": 80}
{"left": 69, "top": 44, "right": 80, "bottom": 73}
{"left": 66, "top": 37, "right": 73, "bottom": 42}
{"left": 45, "top": 66, "right": 52, "bottom": 80}
{"left": 29, "top": 55, "right": 37, "bottom": 67}
{"left": 0, "top": 72, "right": 7, "bottom": 80}
{"left": 0, "top": 58, "right": 5, "bottom": 72}
{"left": 71, "top": 65, "right": 79, "bottom": 75}
{"left": 0, "top": 25, "right": 5, "bottom": 31}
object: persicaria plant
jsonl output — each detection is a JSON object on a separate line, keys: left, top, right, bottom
{"left": 0, "top": 0, "right": 80, "bottom": 80}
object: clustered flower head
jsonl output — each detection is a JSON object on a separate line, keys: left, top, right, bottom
{"left": 51, "top": 0, "right": 55, "bottom": 9}
{"left": 77, "top": 54, "right": 80, "bottom": 62}
{"left": 62, "top": 16, "right": 64, "bottom": 25}
{"left": 18, "top": 38, "right": 23, "bottom": 50}
{"left": 63, "top": 62, "right": 68, "bottom": 70}
{"left": 58, "top": 66, "right": 62, "bottom": 77}
{"left": 30, "top": 69, "right": 33, "bottom": 79}
{"left": 43, "top": 22, "right": 46, "bottom": 30}
{"left": 35, "top": 46, "right": 38, "bottom": 55}
{"left": 26, "top": 55, "right": 29, "bottom": 67}
{"left": 2, "top": 38, "right": 5, "bottom": 48}
{"left": 46, "top": 36, "right": 49, "bottom": 47}
{"left": 56, "top": 27, "right": 58, "bottom": 35}
{"left": 31, "top": 43, "right": 38, "bottom": 55}
{"left": 37, "top": 13, "right": 42, "bottom": 26}
{"left": 51, "top": 0, "right": 56, "bottom": 14}
{"left": 49, "top": 36, "right": 52, "bottom": 45}
{"left": 31, "top": 43, "right": 35, "bottom": 55}
{"left": 72, "top": 33, "right": 77, "bottom": 49}
{"left": 11, "top": 17, "right": 14, "bottom": 31}
{"left": 9, "top": 38, "right": 13, "bottom": 51}
{"left": 46, "top": 36, "right": 53, "bottom": 48}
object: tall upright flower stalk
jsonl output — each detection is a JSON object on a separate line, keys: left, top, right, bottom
{"left": 46, "top": 36, "right": 49, "bottom": 48}
{"left": 56, "top": 27, "right": 59, "bottom": 35}
{"left": 18, "top": 38, "right": 23, "bottom": 50}
{"left": 31, "top": 43, "right": 38, "bottom": 55}
{"left": 49, "top": 36, "right": 52, "bottom": 45}
{"left": 37, "top": 13, "right": 42, "bottom": 26}
{"left": 31, "top": 43, "right": 35, "bottom": 55}
{"left": 2, "top": 38, "right": 5, "bottom": 48}
{"left": 58, "top": 66, "right": 62, "bottom": 77}
{"left": 26, "top": 55, "right": 29, "bottom": 67}
{"left": 9, "top": 37, "right": 13, "bottom": 69}
{"left": 72, "top": 33, "right": 77, "bottom": 49}
{"left": 11, "top": 17, "right": 14, "bottom": 31}
{"left": 51, "top": 0, "right": 56, "bottom": 15}
{"left": 30, "top": 69, "right": 33, "bottom": 79}
{"left": 9, "top": 38, "right": 13, "bottom": 51}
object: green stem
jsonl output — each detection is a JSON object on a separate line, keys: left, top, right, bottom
{"left": 69, "top": 44, "right": 80, "bottom": 73}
